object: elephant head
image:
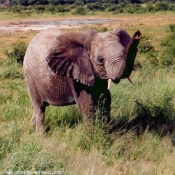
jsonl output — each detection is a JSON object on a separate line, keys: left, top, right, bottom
{"left": 46, "top": 29, "right": 141, "bottom": 86}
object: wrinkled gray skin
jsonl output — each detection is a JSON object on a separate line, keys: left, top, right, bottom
{"left": 23, "top": 28, "right": 137, "bottom": 131}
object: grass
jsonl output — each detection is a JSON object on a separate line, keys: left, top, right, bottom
{"left": 0, "top": 11, "right": 175, "bottom": 174}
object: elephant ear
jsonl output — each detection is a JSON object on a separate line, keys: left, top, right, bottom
{"left": 110, "top": 28, "right": 131, "bottom": 48}
{"left": 46, "top": 32, "right": 95, "bottom": 86}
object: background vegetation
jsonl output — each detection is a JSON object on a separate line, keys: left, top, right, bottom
{"left": 0, "top": 0, "right": 175, "bottom": 6}
{"left": 1, "top": 0, "right": 175, "bottom": 16}
{"left": 1, "top": 1, "right": 175, "bottom": 15}
{"left": 0, "top": 7, "right": 175, "bottom": 175}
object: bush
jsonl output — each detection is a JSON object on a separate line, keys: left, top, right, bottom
{"left": 108, "top": 5, "right": 118, "bottom": 12}
{"left": 161, "top": 24, "right": 175, "bottom": 47}
{"left": 73, "top": 7, "right": 87, "bottom": 15}
{"left": 155, "top": 2, "right": 169, "bottom": 11}
{"left": 138, "top": 36, "right": 155, "bottom": 54}
{"left": 11, "top": 6, "right": 22, "bottom": 13}
{"left": 55, "top": 5, "right": 70, "bottom": 13}
{"left": 127, "top": 4, "right": 143, "bottom": 14}
{"left": 159, "top": 24, "right": 175, "bottom": 67}
{"left": 4, "top": 41, "right": 27, "bottom": 66}
{"left": 33, "top": 5, "right": 46, "bottom": 13}
{"left": 0, "top": 66, "right": 24, "bottom": 79}
{"left": 169, "top": 24, "right": 175, "bottom": 33}
{"left": 138, "top": 36, "right": 159, "bottom": 66}
{"left": 74, "top": 0, "right": 84, "bottom": 6}
{"left": 160, "top": 37, "right": 172, "bottom": 47}
{"left": 160, "top": 46, "right": 175, "bottom": 66}
{"left": 45, "top": 5, "right": 55, "bottom": 13}
{"left": 87, "top": 3, "right": 105, "bottom": 11}
{"left": 146, "top": 2, "right": 155, "bottom": 12}
{"left": 133, "top": 91, "right": 175, "bottom": 135}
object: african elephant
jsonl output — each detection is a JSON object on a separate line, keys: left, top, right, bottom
{"left": 23, "top": 28, "right": 141, "bottom": 131}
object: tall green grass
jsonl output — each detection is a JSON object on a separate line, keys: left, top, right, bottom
{"left": 0, "top": 68, "right": 175, "bottom": 174}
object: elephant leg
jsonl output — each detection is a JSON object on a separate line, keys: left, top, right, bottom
{"left": 31, "top": 102, "right": 46, "bottom": 132}
{"left": 25, "top": 77, "right": 46, "bottom": 132}
{"left": 75, "top": 91, "right": 95, "bottom": 121}
{"left": 70, "top": 80, "right": 111, "bottom": 123}
{"left": 76, "top": 90, "right": 111, "bottom": 123}
{"left": 67, "top": 80, "right": 93, "bottom": 120}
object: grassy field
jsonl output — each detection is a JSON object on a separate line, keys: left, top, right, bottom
{"left": 0, "top": 10, "right": 175, "bottom": 174}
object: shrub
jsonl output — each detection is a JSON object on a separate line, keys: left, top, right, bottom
{"left": 155, "top": 2, "right": 169, "bottom": 11}
{"left": 108, "top": 5, "right": 118, "bottom": 12}
{"left": 145, "top": 2, "right": 155, "bottom": 12}
{"left": 133, "top": 60, "right": 142, "bottom": 70}
{"left": 11, "top": 6, "right": 22, "bottom": 13}
{"left": 127, "top": 4, "right": 143, "bottom": 14}
{"left": 118, "top": 3, "right": 127, "bottom": 9}
{"left": 138, "top": 36, "right": 155, "bottom": 54}
{"left": 146, "top": 50, "right": 159, "bottom": 66}
{"left": 133, "top": 91, "right": 175, "bottom": 135}
{"left": 0, "top": 7, "right": 4, "bottom": 12}
{"left": 55, "top": 5, "right": 70, "bottom": 13}
{"left": 138, "top": 35, "right": 158, "bottom": 66}
{"left": 0, "top": 66, "right": 24, "bottom": 79}
{"left": 74, "top": 0, "right": 84, "bottom": 6}
{"left": 161, "top": 24, "right": 175, "bottom": 47}
{"left": 160, "top": 46, "right": 175, "bottom": 66}
{"left": 45, "top": 5, "right": 55, "bottom": 13}
{"left": 169, "top": 24, "right": 175, "bottom": 33}
{"left": 86, "top": 3, "right": 105, "bottom": 11}
{"left": 127, "top": 7, "right": 135, "bottom": 14}
{"left": 73, "top": 7, "right": 87, "bottom": 15}
{"left": 159, "top": 24, "right": 175, "bottom": 67}
{"left": 4, "top": 41, "right": 27, "bottom": 66}
{"left": 160, "top": 37, "right": 172, "bottom": 47}
{"left": 33, "top": 5, "right": 46, "bottom": 13}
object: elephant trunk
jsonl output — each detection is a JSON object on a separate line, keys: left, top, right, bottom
{"left": 121, "top": 30, "right": 142, "bottom": 80}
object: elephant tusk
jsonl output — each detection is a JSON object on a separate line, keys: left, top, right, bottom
{"left": 108, "top": 79, "right": 111, "bottom": 89}
{"left": 127, "top": 77, "right": 134, "bottom": 85}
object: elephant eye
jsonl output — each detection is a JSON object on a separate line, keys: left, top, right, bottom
{"left": 97, "top": 56, "right": 104, "bottom": 65}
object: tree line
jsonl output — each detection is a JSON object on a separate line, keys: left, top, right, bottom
{"left": 0, "top": 0, "right": 175, "bottom": 6}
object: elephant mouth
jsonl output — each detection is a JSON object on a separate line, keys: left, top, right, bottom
{"left": 95, "top": 67, "right": 108, "bottom": 79}
{"left": 112, "top": 79, "right": 120, "bottom": 84}
{"left": 99, "top": 74, "right": 108, "bottom": 79}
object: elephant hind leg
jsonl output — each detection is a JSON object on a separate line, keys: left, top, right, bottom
{"left": 25, "top": 76, "right": 47, "bottom": 132}
{"left": 31, "top": 102, "right": 47, "bottom": 132}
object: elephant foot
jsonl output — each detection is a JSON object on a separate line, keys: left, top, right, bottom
{"left": 31, "top": 116, "right": 36, "bottom": 129}
{"left": 31, "top": 115, "right": 45, "bottom": 133}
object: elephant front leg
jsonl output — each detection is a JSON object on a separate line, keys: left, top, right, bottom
{"left": 73, "top": 86, "right": 111, "bottom": 123}
{"left": 75, "top": 91, "right": 95, "bottom": 121}
{"left": 70, "top": 80, "right": 111, "bottom": 123}
{"left": 78, "top": 91, "right": 111, "bottom": 123}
